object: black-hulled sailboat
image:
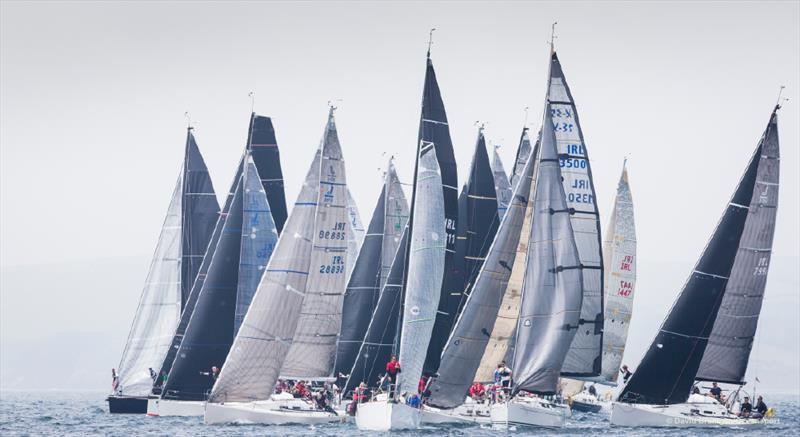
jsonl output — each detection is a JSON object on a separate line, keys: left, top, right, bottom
{"left": 146, "top": 114, "right": 286, "bottom": 416}
{"left": 611, "top": 105, "right": 781, "bottom": 427}
{"left": 108, "top": 127, "right": 219, "bottom": 414}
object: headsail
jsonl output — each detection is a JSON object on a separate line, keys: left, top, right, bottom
{"left": 397, "top": 144, "right": 446, "bottom": 395}
{"left": 600, "top": 161, "right": 637, "bottom": 383}
{"left": 492, "top": 145, "right": 512, "bottom": 219}
{"left": 548, "top": 51, "right": 604, "bottom": 377}
{"left": 618, "top": 107, "right": 780, "bottom": 405}
{"left": 428, "top": 145, "right": 535, "bottom": 408}
{"left": 512, "top": 103, "right": 583, "bottom": 395}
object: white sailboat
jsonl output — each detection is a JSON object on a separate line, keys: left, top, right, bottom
{"left": 610, "top": 104, "right": 781, "bottom": 427}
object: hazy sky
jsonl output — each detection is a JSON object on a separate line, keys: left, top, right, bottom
{"left": 1, "top": 1, "right": 798, "bottom": 393}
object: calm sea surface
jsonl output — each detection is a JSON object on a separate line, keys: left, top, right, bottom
{"left": 1, "top": 391, "right": 798, "bottom": 436}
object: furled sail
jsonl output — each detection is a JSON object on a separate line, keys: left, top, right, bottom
{"left": 397, "top": 144, "right": 446, "bottom": 395}
{"left": 335, "top": 161, "right": 409, "bottom": 380}
{"left": 475, "top": 135, "right": 540, "bottom": 382}
{"left": 234, "top": 156, "right": 278, "bottom": 336}
{"left": 345, "top": 189, "right": 365, "bottom": 281}
{"left": 419, "top": 55, "right": 460, "bottom": 377}
{"left": 116, "top": 129, "right": 219, "bottom": 397}
{"left": 618, "top": 106, "right": 780, "bottom": 405}
{"left": 512, "top": 103, "right": 583, "bottom": 395}
{"left": 424, "top": 130, "right": 499, "bottom": 374}
{"left": 548, "top": 51, "right": 604, "bottom": 377}
{"left": 161, "top": 174, "right": 245, "bottom": 401}
{"left": 279, "top": 111, "right": 349, "bottom": 380}
{"left": 492, "top": 145, "right": 512, "bottom": 219}
{"left": 247, "top": 114, "right": 288, "bottom": 235}
{"left": 510, "top": 127, "right": 533, "bottom": 188}
{"left": 428, "top": 145, "right": 535, "bottom": 408}
{"left": 600, "top": 161, "right": 637, "bottom": 383}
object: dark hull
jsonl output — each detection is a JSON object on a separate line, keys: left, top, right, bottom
{"left": 107, "top": 395, "right": 148, "bottom": 414}
{"left": 570, "top": 400, "right": 602, "bottom": 414}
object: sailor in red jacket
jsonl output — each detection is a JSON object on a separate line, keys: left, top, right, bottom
{"left": 469, "top": 381, "right": 486, "bottom": 402}
{"left": 386, "top": 355, "right": 401, "bottom": 380}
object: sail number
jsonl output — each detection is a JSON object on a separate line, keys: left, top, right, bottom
{"left": 619, "top": 255, "right": 634, "bottom": 272}
{"left": 753, "top": 257, "right": 769, "bottom": 276}
{"left": 320, "top": 255, "right": 345, "bottom": 274}
{"left": 550, "top": 108, "right": 573, "bottom": 119}
{"left": 560, "top": 157, "right": 587, "bottom": 169}
{"left": 617, "top": 280, "right": 633, "bottom": 297}
{"left": 319, "top": 222, "right": 347, "bottom": 240}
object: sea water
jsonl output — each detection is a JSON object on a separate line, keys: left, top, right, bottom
{"left": 1, "top": 391, "right": 798, "bottom": 436}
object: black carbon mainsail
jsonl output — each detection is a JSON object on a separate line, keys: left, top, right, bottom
{"left": 618, "top": 106, "right": 781, "bottom": 405}
{"left": 247, "top": 114, "right": 288, "bottom": 235}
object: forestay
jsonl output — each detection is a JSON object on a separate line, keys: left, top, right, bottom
{"left": 548, "top": 51, "right": 604, "bottom": 377}
{"left": 600, "top": 162, "right": 637, "bottom": 383}
{"left": 512, "top": 103, "right": 583, "bottom": 395}
{"left": 428, "top": 146, "right": 535, "bottom": 408}
{"left": 397, "top": 144, "right": 446, "bottom": 396}
{"left": 492, "top": 146, "right": 512, "bottom": 219}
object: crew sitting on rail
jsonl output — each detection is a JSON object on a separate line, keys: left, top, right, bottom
{"left": 738, "top": 396, "right": 753, "bottom": 418}
{"left": 469, "top": 381, "right": 486, "bottom": 402}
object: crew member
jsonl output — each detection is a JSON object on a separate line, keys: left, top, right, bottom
{"left": 494, "top": 362, "right": 512, "bottom": 391}
{"left": 755, "top": 396, "right": 768, "bottom": 419}
{"left": 739, "top": 396, "right": 753, "bottom": 418}
{"left": 709, "top": 382, "right": 722, "bottom": 402}
{"left": 469, "top": 381, "right": 486, "bottom": 402}
{"left": 620, "top": 365, "right": 633, "bottom": 384}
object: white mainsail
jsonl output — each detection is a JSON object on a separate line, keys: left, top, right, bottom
{"left": 383, "top": 159, "right": 410, "bottom": 289}
{"left": 116, "top": 176, "right": 183, "bottom": 396}
{"left": 600, "top": 162, "right": 636, "bottom": 383}
{"left": 279, "top": 110, "right": 349, "bottom": 380}
{"left": 345, "top": 189, "right": 365, "bottom": 281}
{"left": 396, "top": 144, "right": 446, "bottom": 396}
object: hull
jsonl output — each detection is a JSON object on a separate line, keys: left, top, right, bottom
{"left": 611, "top": 401, "right": 766, "bottom": 427}
{"left": 421, "top": 402, "right": 491, "bottom": 424}
{"left": 355, "top": 399, "right": 420, "bottom": 431}
{"left": 205, "top": 400, "right": 344, "bottom": 425}
{"left": 107, "top": 395, "right": 148, "bottom": 414}
{"left": 146, "top": 398, "right": 205, "bottom": 417}
{"left": 569, "top": 392, "right": 605, "bottom": 414}
{"left": 490, "top": 397, "right": 568, "bottom": 428}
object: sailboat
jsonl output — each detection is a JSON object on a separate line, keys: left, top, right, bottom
{"left": 610, "top": 105, "right": 781, "bottom": 427}
{"left": 334, "top": 159, "right": 409, "bottom": 392}
{"left": 571, "top": 161, "right": 637, "bottom": 413}
{"left": 204, "top": 108, "right": 350, "bottom": 425}
{"left": 488, "top": 102, "right": 583, "bottom": 429}
{"left": 108, "top": 127, "right": 219, "bottom": 414}
{"left": 147, "top": 114, "right": 286, "bottom": 417}
{"left": 492, "top": 144, "right": 512, "bottom": 219}
{"left": 421, "top": 138, "right": 536, "bottom": 425}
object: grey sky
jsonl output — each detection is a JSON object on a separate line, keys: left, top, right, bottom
{"left": 1, "top": 1, "right": 798, "bottom": 392}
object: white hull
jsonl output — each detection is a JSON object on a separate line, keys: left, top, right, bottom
{"left": 490, "top": 397, "right": 568, "bottom": 428}
{"left": 421, "top": 402, "right": 491, "bottom": 424}
{"left": 205, "top": 400, "right": 344, "bottom": 425}
{"left": 146, "top": 398, "right": 205, "bottom": 417}
{"left": 355, "top": 399, "right": 420, "bottom": 431}
{"left": 611, "top": 401, "right": 765, "bottom": 427}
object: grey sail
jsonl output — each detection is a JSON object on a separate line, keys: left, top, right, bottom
{"left": 512, "top": 104, "right": 583, "bottom": 394}
{"left": 209, "top": 146, "right": 321, "bottom": 403}
{"left": 397, "top": 144, "right": 446, "bottom": 395}
{"left": 548, "top": 52, "right": 604, "bottom": 377}
{"left": 599, "top": 162, "right": 637, "bottom": 383}
{"left": 345, "top": 188, "right": 365, "bottom": 281}
{"left": 428, "top": 145, "right": 535, "bottom": 408}
{"left": 510, "top": 127, "right": 533, "bottom": 188}
{"left": 696, "top": 108, "right": 780, "bottom": 385}
{"left": 280, "top": 110, "right": 349, "bottom": 380}
{"left": 382, "top": 160, "right": 411, "bottom": 289}
{"left": 234, "top": 156, "right": 278, "bottom": 336}
{"left": 492, "top": 146, "right": 513, "bottom": 220}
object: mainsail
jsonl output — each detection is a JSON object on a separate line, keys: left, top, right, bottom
{"left": 335, "top": 161, "right": 409, "bottom": 380}
{"left": 428, "top": 145, "right": 535, "bottom": 408}
{"left": 247, "top": 114, "right": 288, "bottom": 234}
{"left": 618, "top": 106, "right": 781, "bottom": 405}
{"left": 234, "top": 157, "right": 278, "bottom": 336}
{"left": 279, "top": 111, "right": 350, "bottom": 380}
{"left": 492, "top": 145, "right": 512, "bottom": 219}
{"left": 510, "top": 127, "right": 533, "bottom": 188}
{"left": 345, "top": 189, "right": 366, "bottom": 281}
{"left": 424, "top": 130, "right": 499, "bottom": 374}
{"left": 397, "top": 144, "right": 446, "bottom": 395}
{"left": 116, "top": 129, "right": 218, "bottom": 397}
{"left": 600, "top": 161, "right": 637, "bottom": 383}
{"left": 512, "top": 103, "right": 583, "bottom": 395}
{"left": 548, "top": 51, "right": 604, "bottom": 377}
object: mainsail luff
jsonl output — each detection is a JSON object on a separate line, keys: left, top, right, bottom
{"left": 116, "top": 176, "right": 183, "bottom": 396}
{"left": 397, "top": 145, "right": 446, "bottom": 395}
{"left": 428, "top": 145, "right": 535, "bottom": 408}
{"left": 548, "top": 51, "right": 604, "bottom": 377}
{"left": 618, "top": 108, "right": 776, "bottom": 405}
{"left": 600, "top": 162, "right": 637, "bottom": 383}
{"left": 695, "top": 109, "right": 780, "bottom": 385}
{"left": 492, "top": 146, "right": 512, "bottom": 219}
{"left": 280, "top": 110, "right": 349, "bottom": 379}
{"left": 234, "top": 156, "right": 278, "bottom": 336}
{"left": 208, "top": 148, "right": 321, "bottom": 403}
{"left": 511, "top": 102, "right": 583, "bottom": 395}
